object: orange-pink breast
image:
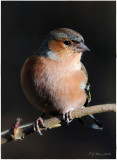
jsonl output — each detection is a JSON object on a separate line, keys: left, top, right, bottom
{"left": 21, "top": 55, "right": 88, "bottom": 115}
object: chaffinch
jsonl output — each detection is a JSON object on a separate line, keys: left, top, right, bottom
{"left": 21, "top": 28, "right": 102, "bottom": 134}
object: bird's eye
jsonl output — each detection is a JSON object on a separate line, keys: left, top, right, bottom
{"left": 63, "top": 40, "right": 71, "bottom": 45}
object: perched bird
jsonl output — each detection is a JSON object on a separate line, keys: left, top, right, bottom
{"left": 21, "top": 28, "right": 103, "bottom": 134}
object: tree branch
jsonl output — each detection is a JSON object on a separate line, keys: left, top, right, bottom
{"left": 1, "top": 104, "right": 116, "bottom": 145}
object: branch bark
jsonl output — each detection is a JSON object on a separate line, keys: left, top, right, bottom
{"left": 1, "top": 104, "right": 116, "bottom": 145}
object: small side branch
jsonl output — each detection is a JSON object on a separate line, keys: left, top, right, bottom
{"left": 1, "top": 104, "right": 116, "bottom": 145}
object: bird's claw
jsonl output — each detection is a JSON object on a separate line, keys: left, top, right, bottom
{"left": 63, "top": 110, "right": 73, "bottom": 125}
{"left": 34, "top": 117, "right": 44, "bottom": 135}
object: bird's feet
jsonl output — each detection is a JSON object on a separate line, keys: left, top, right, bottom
{"left": 34, "top": 114, "right": 45, "bottom": 135}
{"left": 63, "top": 110, "right": 73, "bottom": 125}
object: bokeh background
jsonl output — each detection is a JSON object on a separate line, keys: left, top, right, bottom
{"left": 1, "top": 1, "right": 116, "bottom": 159}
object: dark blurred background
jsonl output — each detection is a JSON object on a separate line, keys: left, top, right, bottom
{"left": 1, "top": 1, "right": 116, "bottom": 159}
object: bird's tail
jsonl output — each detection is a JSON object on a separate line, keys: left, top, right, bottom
{"left": 78, "top": 114, "right": 103, "bottom": 130}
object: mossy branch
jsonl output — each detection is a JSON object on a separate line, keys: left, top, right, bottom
{"left": 1, "top": 104, "right": 116, "bottom": 145}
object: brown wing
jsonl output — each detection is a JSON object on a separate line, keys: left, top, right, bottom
{"left": 81, "top": 62, "right": 90, "bottom": 106}
{"left": 79, "top": 63, "right": 102, "bottom": 130}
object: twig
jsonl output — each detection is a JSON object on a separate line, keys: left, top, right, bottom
{"left": 1, "top": 104, "right": 116, "bottom": 145}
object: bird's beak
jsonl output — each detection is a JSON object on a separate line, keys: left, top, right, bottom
{"left": 76, "top": 43, "right": 90, "bottom": 52}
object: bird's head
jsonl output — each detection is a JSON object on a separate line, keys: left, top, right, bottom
{"left": 38, "top": 28, "right": 90, "bottom": 61}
